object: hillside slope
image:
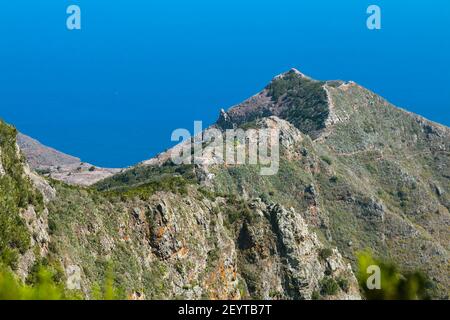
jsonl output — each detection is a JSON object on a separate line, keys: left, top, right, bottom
{"left": 1, "top": 69, "right": 449, "bottom": 299}
{"left": 98, "top": 69, "right": 450, "bottom": 298}
{"left": 17, "top": 133, "right": 121, "bottom": 186}
{"left": 2, "top": 119, "right": 361, "bottom": 299}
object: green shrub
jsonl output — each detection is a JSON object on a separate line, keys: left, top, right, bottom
{"left": 319, "top": 276, "right": 339, "bottom": 296}
{"left": 336, "top": 277, "right": 349, "bottom": 293}
{"left": 91, "top": 266, "right": 122, "bottom": 300}
{"left": 321, "top": 156, "right": 332, "bottom": 165}
{"left": 36, "top": 168, "right": 51, "bottom": 175}
{"left": 311, "top": 290, "right": 321, "bottom": 300}
{"left": 0, "top": 261, "right": 124, "bottom": 300}
{"left": 266, "top": 71, "right": 329, "bottom": 135}
{"left": 225, "top": 201, "right": 253, "bottom": 227}
{"left": 95, "top": 163, "right": 195, "bottom": 191}
{"left": 105, "top": 175, "right": 190, "bottom": 200}
{"left": 198, "top": 187, "right": 217, "bottom": 201}
{"left": 329, "top": 175, "right": 339, "bottom": 183}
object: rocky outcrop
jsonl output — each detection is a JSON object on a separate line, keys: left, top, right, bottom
{"left": 235, "top": 200, "right": 360, "bottom": 300}
{"left": 16, "top": 205, "right": 51, "bottom": 281}
{"left": 38, "top": 174, "right": 361, "bottom": 300}
{"left": 0, "top": 151, "right": 5, "bottom": 176}
{"left": 66, "top": 265, "right": 82, "bottom": 290}
{"left": 216, "top": 69, "right": 332, "bottom": 139}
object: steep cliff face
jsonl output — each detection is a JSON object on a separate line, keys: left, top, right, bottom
{"left": 43, "top": 179, "right": 359, "bottom": 299}
{"left": 0, "top": 121, "right": 52, "bottom": 280}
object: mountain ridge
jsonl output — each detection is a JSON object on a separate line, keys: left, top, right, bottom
{"left": 95, "top": 69, "right": 449, "bottom": 298}
{"left": 13, "top": 68, "right": 450, "bottom": 180}
{"left": 1, "top": 68, "right": 448, "bottom": 299}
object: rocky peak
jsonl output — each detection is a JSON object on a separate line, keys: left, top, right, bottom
{"left": 215, "top": 68, "right": 332, "bottom": 138}
{"left": 273, "top": 67, "right": 310, "bottom": 80}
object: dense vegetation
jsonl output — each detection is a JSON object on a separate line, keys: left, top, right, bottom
{"left": 266, "top": 70, "right": 329, "bottom": 136}
{"left": 0, "top": 121, "right": 44, "bottom": 269}
{"left": 95, "top": 162, "right": 196, "bottom": 191}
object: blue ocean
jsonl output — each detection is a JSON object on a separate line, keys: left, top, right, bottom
{"left": 0, "top": 0, "right": 449, "bottom": 167}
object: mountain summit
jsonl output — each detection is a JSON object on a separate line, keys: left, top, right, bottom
{"left": 218, "top": 68, "right": 449, "bottom": 140}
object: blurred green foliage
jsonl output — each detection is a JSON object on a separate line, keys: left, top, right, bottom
{"left": 0, "top": 264, "right": 78, "bottom": 300}
{"left": 357, "top": 251, "right": 431, "bottom": 300}
{"left": 0, "top": 262, "right": 121, "bottom": 300}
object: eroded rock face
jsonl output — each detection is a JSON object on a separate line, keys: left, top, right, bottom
{"left": 142, "top": 194, "right": 242, "bottom": 299}
{"left": 235, "top": 201, "right": 360, "bottom": 300}
{"left": 13, "top": 158, "right": 55, "bottom": 280}
{"left": 17, "top": 205, "right": 50, "bottom": 280}
{"left": 39, "top": 181, "right": 360, "bottom": 300}
{"left": 66, "top": 265, "right": 82, "bottom": 290}
{"left": 23, "top": 163, "right": 56, "bottom": 203}
{"left": 0, "top": 150, "right": 5, "bottom": 176}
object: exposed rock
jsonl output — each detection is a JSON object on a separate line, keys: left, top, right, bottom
{"left": 20, "top": 205, "right": 50, "bottom": 256}
{"left": 0, "top": 150, "right": 5, "bottom": 176}
{"left": 266, "top": 204, "right": 360, "bottom": 299}
{"left": 217, "top": 108, "right": 234, "bottom": 130}
{"left": 66, "top": 265, "right": 82, "bottom": 290}
{"left": 16, "top": 250, "right": 36, "bottom": 282}
{"left": 16, "top": 205, "right": 50, "bottom": 280}
{"left": 24, "top": 163, "right": 56, "bottom": 202}
{"left": 433, "top": 183, "right": 445, "bottom": 197}
{"left": 130, "top": 291, "right": 145, "bottom": 300}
